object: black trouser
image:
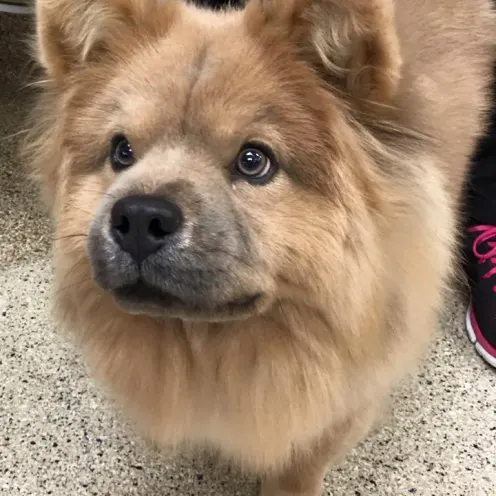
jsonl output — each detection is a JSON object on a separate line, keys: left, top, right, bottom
{"left": 465, "top": 64, "right": 496, "bottom": 226}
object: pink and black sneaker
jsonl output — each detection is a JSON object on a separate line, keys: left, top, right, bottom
{"left": 464, "top": 225, "right": 496, "bottom": 368}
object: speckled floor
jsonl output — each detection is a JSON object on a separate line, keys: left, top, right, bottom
{"left": 0, "top": 12, "right": 495, "bottom": 496}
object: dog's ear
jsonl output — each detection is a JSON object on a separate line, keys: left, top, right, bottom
{"left": 35, "top": 0, "right": 177, "bottom": 81}
{"left": 246, "top": 0, "right": 401, "bottom": 103}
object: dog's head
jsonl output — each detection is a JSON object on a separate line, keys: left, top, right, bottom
{"left": 31, "top": 0, "right": 402, "bottom": 322}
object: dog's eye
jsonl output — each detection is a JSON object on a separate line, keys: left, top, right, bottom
{"left": 110, "top": 135, "right": 134, "bottom": 171}
{"left": 234, "top": 146, "right": 276, "bottom": 183}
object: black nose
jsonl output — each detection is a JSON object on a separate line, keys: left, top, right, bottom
{"left": 110, "top": 195, "right": 183, "bottom": 263}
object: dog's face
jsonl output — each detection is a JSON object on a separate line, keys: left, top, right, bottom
{"left": 32, "top": 0, "right": 402, "bottom": 322}
{"left": 77, "top": 17, "right": 339, "bottom": 321}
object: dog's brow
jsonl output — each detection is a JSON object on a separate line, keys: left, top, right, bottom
{"left": 181, "top": 44, "right": 209, "bottom": 136}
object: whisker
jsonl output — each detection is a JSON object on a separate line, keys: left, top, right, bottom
{"left": 70, "top": 187, "right": 117, "bottom": 200}
{"left": 54, "top": 277, "right": 94, "bottom": 296}
{"left": 198, "top": 247, "right": 256, "bottom": 271}
{"left": 1, "top": 128, "right": 30, "bottom": 142}
{"left": 56, "top": 256, "right": 88, "bottom": 279}
{"left": 52, "top": 233, "right": 88, "bottom": 242}
{"left": 23, "top": 79, "right": 52, "bottom": 90}
{"left": 64, "top": 207, "right": 96, "bottom": 217}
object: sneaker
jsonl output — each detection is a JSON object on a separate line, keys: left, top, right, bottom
{"left": 464, "top": 225, "right": 496, "bottom": 368}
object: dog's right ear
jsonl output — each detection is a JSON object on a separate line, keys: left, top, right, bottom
{"left": 35, "top": 0, "right": 177, "bottom": 82}
{"left": 245, "top": 0, "right": 402, "bottom": 103}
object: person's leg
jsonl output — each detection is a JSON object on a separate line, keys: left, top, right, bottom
{"left": 465, "top": 66, "right": 496, "bottom": 225}
{"left": 463, "top": 64, "right": 496, "bottom": 368}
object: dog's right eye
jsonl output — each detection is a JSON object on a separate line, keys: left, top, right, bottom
{"left": 110, "top": 135, "right": 134, "bottom": 171}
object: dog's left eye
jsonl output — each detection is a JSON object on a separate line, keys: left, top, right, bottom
{"left": 110, "top": 135, "right": 134, "bottom": 171}
{"left": 234, "top": 146, "right": 276, "bottom": 183}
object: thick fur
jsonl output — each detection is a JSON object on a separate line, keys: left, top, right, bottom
{"left": 27, "top": 0, "right": 494, "bottom": 494}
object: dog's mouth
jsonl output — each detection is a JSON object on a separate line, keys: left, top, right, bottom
{"left": 113, "top": 280, "right": 264, "bottom": 320}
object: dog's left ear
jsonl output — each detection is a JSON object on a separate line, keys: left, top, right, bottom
{"left": 35, "top": 0, "right": 177, "bottom": 83}
{"left": 246, "top": 0, "right": 401, "bottom": 103}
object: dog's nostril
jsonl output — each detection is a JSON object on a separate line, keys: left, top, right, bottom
{"left": 115, "top": 215, "right": 130, "bottom": 235}
{"left": 149, "top": 217, "right": 168, "bottom": 239}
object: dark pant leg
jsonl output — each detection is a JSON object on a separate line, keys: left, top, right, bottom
{"left": 464, "top": 63, "right": 496, "bottom": 226}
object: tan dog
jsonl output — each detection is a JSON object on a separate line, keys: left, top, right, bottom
{"left": 27, "top": 0, "right": 494, "bottom": 495}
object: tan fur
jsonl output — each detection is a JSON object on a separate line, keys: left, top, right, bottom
{"left": 26, "top": 0, "right": 494, "bottom": 494}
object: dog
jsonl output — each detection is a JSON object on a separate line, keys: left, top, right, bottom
{"left": 27, "top": 0, "right": 494, "bottom": 494}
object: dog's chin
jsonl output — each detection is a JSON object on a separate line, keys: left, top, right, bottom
{"left": 111, "top": 280, "right": 267, "bottom": 322}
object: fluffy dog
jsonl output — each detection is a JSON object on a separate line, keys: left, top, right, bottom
{"left": 27, "top": 0, "right": 494, "bottom": 494}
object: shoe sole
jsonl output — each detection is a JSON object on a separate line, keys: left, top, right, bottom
{"left": 465, "top": 307, "right": 496, "bottom": 369}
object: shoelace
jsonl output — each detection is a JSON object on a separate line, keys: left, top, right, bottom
{"left": 469, "top": 225, "right": 496, "bottom": 292}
